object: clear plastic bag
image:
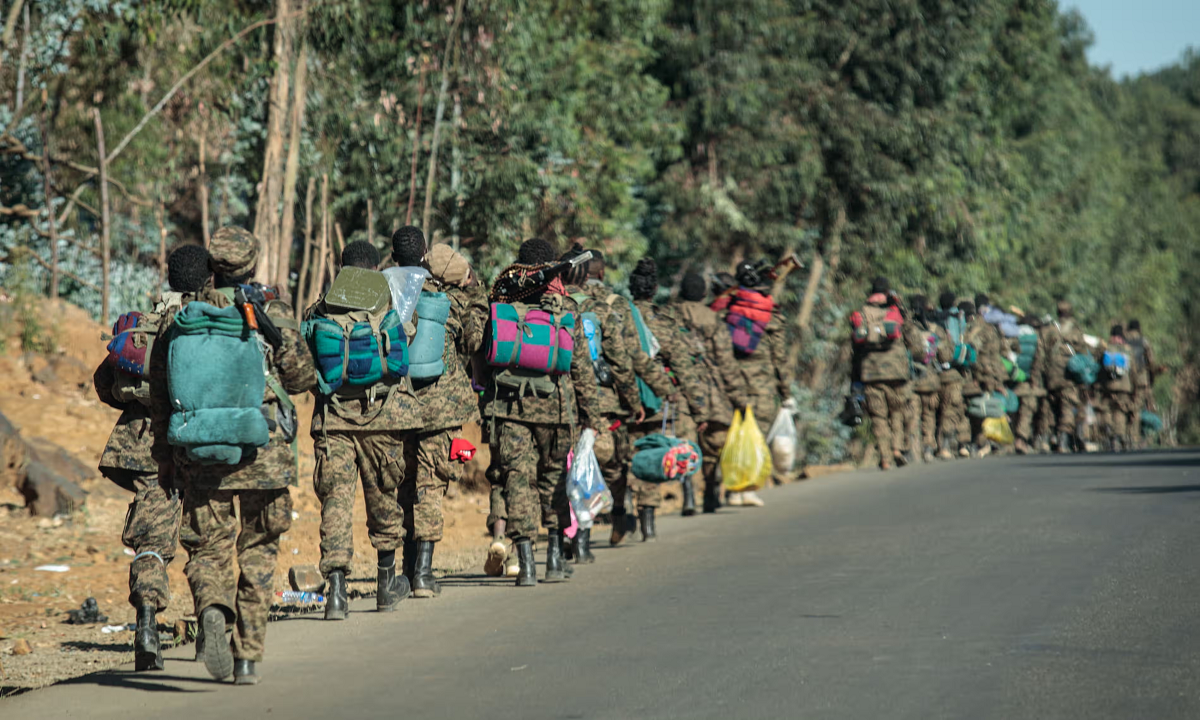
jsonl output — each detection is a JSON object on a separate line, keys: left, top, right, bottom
{"left": 566, "top": 429, "right": 613, "bottom": 529}
{"left": 720, "top": 407, "right": 773, "bottom": 492}
{"left": 765, "top": 407, "right": 798, "bottom": 473}
{"left": 381, "top": 266, "right": 431, "bottom": 324}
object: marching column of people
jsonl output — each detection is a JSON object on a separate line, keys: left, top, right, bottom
{"left": 97, "top": 224, "right": 1164, "bottom": 685}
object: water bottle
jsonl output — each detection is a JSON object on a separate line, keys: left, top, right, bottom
{"left": 276, "top": 591, "right": 325, "bottom": 603}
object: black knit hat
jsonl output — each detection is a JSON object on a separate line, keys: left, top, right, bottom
{"left": 1111, "top": 324, "right": 1124, "bottom": 338}
{"left": 680, "top": 272, "right": 707, "bottom": 302}
{"left": 939, "top": 292, "right": 957, "bottom": 311}
{"left": 1128, "top": 319, "right": 1141, "bottom": 332}
{"left": 871, "top": 277, "right": 890, "bottom": 295}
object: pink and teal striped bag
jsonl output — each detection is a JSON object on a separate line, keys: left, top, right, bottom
{"left": 487, "top": 302, "right": 575, "bottom": 375}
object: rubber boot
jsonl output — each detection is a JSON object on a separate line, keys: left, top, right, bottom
{"left": 376, "top": 561, "right": 411, "bottom": 611}
{"left": 402, "top": 538, "right": 417, "bottom": 585}
{"left": 1057, "top": 431, "right": 1072, "bottom": 455}
{"left": 234, "top": 659, "right": 259, "bottom": 686}
{"left": 563, "top": 534, "right": 576, "bottom": 562}
{"left": 411, "top": 541, "right": 441, "bottom": 598}
{"left": 610, "top": 508, "right": 629, "bottom": 546}
{"left": 543, "top": 531, "right": 567, "bottom": 583}
{"left": 324, "top": 570, "right": 348, "bottom": 620}
{"left": 574, "top": 527, "right": 595, "bottom": 564}
{"left": 681, "top": 477, "right": 697, "bottom": 517}
{"left": 639, "top": 507, "right": 657, "bottom": 542}
{"left": 199, "top": 606, "right": 234, "bottom": 680}
{"left": 702, "top": 479, "right": 721, "bottom": 514}
{"left": 134, "top": 603, "right": 163, "bottom": 671}
{"left": 514, "top": 538, "right": 537, "bottom": 587}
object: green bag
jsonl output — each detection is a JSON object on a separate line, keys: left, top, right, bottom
{"left": 1141, "top": 410, "right": 1164, "bottom": 434}
{"left": 627, "top": 302, "right": 664, "bottom": 415}
{"left": 408, "top": 291, "right": 451, "bottom": 380}
{"left": 167, "top": 302, "right": 271, "bottom": 465}
{"left": 630, "top": 433, "right": 702, "bottom": 484}
{"left": 967, "top": 394, "right": 1006, "bottom": 420}
{"left": 1002, "top": 357, "right": 1029, "bottom": 384}
{"left": 1066, "top": 352, "right": 1099, "bottom": 385}
{"left": 1016, "top": 331, "right": 1038, "bottom": 375}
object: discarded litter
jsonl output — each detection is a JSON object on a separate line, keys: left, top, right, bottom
{"left": 66, "top": 598, "right": 108, "bottom": 625}
{"left": 100, "top": 624, "right": 134, "bottom": 634}
{"left": 276, "top": 591, "right": 324, "bottom": 603}
{"left": 123, "top": 548, "right": 136, "bottom": 557}
{"left": 34, "top": 565, "right": 70, "bottom": 573}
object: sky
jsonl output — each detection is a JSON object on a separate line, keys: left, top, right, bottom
{"left": 1067, "top": 0, "right": 1199, "bottom": 78}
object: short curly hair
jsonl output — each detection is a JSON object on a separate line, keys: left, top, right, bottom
{"left": 341, "top": 240, "right": 380, "bottom": 269}
{"left": 518, "top": 238, "right": 557, "bottom": 265}
{"left": 680, "top": 272, "right": 707, "bottom": 302}
{"left": 560, "top": 242, "right": 589, "bottom": 286}
{"left": 391, "top": 226, "right": 427, "bottom": 266}
{"left": 628, "top": 258, "right": 659, "bottom": 300}
{"left": 167, "top": 244, "right": 212, "bottom": 293}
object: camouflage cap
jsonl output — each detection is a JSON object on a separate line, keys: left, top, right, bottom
{"left": 209, "top": 227, "right": 258, "bottom": 278}
{"left": 425, "top": 244, "right": 471, "bottom": 287}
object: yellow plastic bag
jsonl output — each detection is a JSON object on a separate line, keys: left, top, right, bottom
{"left": 983, "top": 416, "right": 1014, "bottom": 445}
{"left": 720, "top": 407, "right": 773, "bottom": 491}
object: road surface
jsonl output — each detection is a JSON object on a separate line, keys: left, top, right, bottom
{"left": 7, "top": 450, "right": 1200, "bottom": 718}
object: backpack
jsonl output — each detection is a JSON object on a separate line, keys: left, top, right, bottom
{"left": 305, "top": 308, "right": 409, "bottom": 395}
{"left": 1127, "top": 336, "right": 1147, "bottom": 374}
{"left": 938, "top": 311, "right": 976, "bottom": 369}
{"left": 1016, "top": 328, "right": 1038, "bottom": 375}
{"left": 626, "top": 301, "right": 664, "bottom": 415}
{"left": 725, "top": 289, "right": 774, "bottom": 355}
{"left": 851, "top": 304, "right": 903, "bottom": 349}
{"left": 106, "top": 311, "right": 158, "bottom": 405}
{"left": 1066, "top": 353, "right": 1099, "bottom": 385}
{"left": 1102, "top": 349, "right": 1129, "bottom": 378}
{"left": 166, "top": 301, "right": 272, "bottom": 465}
{"left": 967, "top": 393, "right": 1006, "bottom": 419}
{"left": 487, "top": 295, "right": 576, "bottom": 397}
{"left": 408, "top": 291, "right": 451, "bottom": 381}
{"left": 570, "top": 293, "right": 614, "bottom": 387}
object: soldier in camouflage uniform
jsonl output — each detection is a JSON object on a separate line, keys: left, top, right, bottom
{"left": 1125, "top": 319, "right": 1157, "bottom": 447}
{"left": 149, "top": 227, "right": 317, "bottom": 685}
{"left": 960, "top": 300, "right": 1006, "bottom": 457}
{"left": 481, "top": 238, "right": 601, "bottom": 586}
{"left": 93, "top": 244, "right": 209, "bottom": 672}
{"left": 933, "top": 293, "right": 971, "bottom": 459}
{"left": 901, "top": 295, "right": 950, "bottom": 462}
{"left": 622, "top": 258, "right": 710, "bottom": 537}
{"left": 850, "top": 278, "right": 910, "bottom": 470}
{"left": 712, "top": 261, "right": 794, "bottom": 500}
{"left": 560, "top": 245, "right": 649, "bottom": 559}
{"left": 675, "top": 272, "right": 748, "bottom": 512}
{"left": 1041, "top": 300, "right": 1088, "bottom": 454}
{"left": 306, "top": 240, "right": 415, "bottom": 620}
{"left": 395, "top": 233, "right": 489, "bottom": 597}
{"left": 1096, "top": 325, "right": 1137, "bottom": 452}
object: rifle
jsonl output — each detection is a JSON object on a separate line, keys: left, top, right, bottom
{"left": 235, "top": 284, "right": 284, "bottom": 349}
{"left": 490, "top": 251, "right": 593, "bottom": 304}
{"left": 713, "top": 253, "right": 804, "bottom": 302}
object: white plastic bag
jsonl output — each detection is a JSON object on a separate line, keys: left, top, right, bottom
{"left": 566, "top": 429, "right": 613, "bottom": 529}
{"left": 381, "top": 266, "right": 431, "bottom": 324}
{"left": 765, "top": 407, "right": 798, "bottom": 473}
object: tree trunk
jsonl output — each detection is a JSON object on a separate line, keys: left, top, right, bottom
{"left": 276, "top": 35, "right": 308, "bottom": 293}
{"left": 405, "top": 61, "right": 427, "bottom": 226}
{"left": 367, "top": 197, "right": 373, "bottom": 244}
{"left": 0, "top": 0, "right": 25, "bottom": 76}
{"left": 94, "top": 109, "right": 110, "bottom": 325}
{"left": 39, "top": 105, "right": 57, "bottom": 299}
{"left": 310, "top": 173, "right": 329, "bottom": 308}
{"left": 253, "top": 0, "right": 292, "bottom": 284}
{"left": 14, "top": 3, "right": 29, "bottom": 111}
{"left": 450, "top": 92, "right": 462, "bottom": 250}
{"left": 198, "top": 134, "right": 210, "bottom": 246}
{"left": 421, "top": 0, "right": 466, "bottom": 238}
{"left": 295, "top": 176, "right": 315, "bottom": 320}
{"left": 155, "top": 201, "right": 167, "bottom": 289}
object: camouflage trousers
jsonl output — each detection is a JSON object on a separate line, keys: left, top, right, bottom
{"left": 1101, "top": 391, "right": 1137, "bottom": 440}
{"left": 120, "top": 472, "right": 182, "bottom": 612}
{"left": 313, "top": 431, "right": 406, "bottom": 577}
{"left": 698, "top": 423, "right": 728, "bottom": 499}
{"left": 182, "top": 485, "right": 292, "bottom": 663}
{"left": 1013, "top": 391, "right": 1037, "bottom": 442}
{"left": 1050, "top": 384, "right": 1082, "bottom": 435}
{"left": 1035, "top": 394, "right": 1054, "bottom": 439}
{"left": 915, "top": 391, "right": 940, "bottom": 449}
{"left": 864, "top": 380, "right": 909, "bottom": 459}
{"left": 494, "top": 420, "right": 571, "bottom": 539}
{"left": 486, "top": 452, "right": 506, "bottom": 535}
{"left": 397, "top": 428, "right": 461, "bottom": 543}
{"left": 938, "top": 382, "right": 970, "bottom": 445}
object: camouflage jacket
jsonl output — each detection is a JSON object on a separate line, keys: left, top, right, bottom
{"left": 855, "top": 303, "right": 909, "bottom": 383}
{"left": 150, "top": 287, "right": 318, "bottom": 490}
{"left": 93, "top": 362, "right": 157, "bottom": 476}
{"left": 605, "top": 291, "right": 676, "bottom": 404}
{"left": 719, "top": 303, "right": 793, "bottom": 402}
{"left": 632, "top": 298, "right": 709, "bottom": 423}
{"left": 567, "top": 281, "right": 642, "bottom": 418}
{"left": 964, "top": 315, "right": 1005, "bottom": 393}
{"left": 903, "top": 317, "right": 945, "bottom": 394}
{"left": 480, "top": 291, "right": 602, "bottom": 429}
{"left": 416, "top": 282, "right": 489, "bottom": 431}
{"left": 1041, "top": 318, "right": 1087, "bottom": 391}
{"left": 1125, "top": 329, "right": 1157, "bottom": 389}
{"left": 676, "top": 299, "right": 746, "bottom": 426}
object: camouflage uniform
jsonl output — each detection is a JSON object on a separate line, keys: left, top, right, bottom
{"left": 964, "top": 315, "right": 1006, "bottom": 446}
{"left": 1097, "top": 339, "right": 1137, "bottom": 444}
{"left": 481, "top": 288, "right": 600, "bottom": 539}
{"left": 150, "top": 229, "right": 317, "bottom": 663}
{"left": 902, "top": 318, "right": 949, "bottom": 451}
{"left": 1042, "top": 319, "right": 1087, "bottom": 436}
{"left": 1007, "top": 333, "right": 1045, "bottom": 444}
{"left": 1126, "top": 328, "right": 1157, "bottom": 444}
{"left": 677, "top": 298, "right": 749, "bottom": 493}
{"left": 94, "top": 360, "right": 180, "bottom": 613}
{"left": 933, "top": 312, "right": 971, "bottom": 449}
{"left": 855, "top": 303, "right": 911, "bottom": 462}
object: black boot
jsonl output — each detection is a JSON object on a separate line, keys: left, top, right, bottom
{"left": 324, "top": 570, "right": 348, "bottom": 620}
{"left": 639, "top": 507, "right": 657, "bottom": 542}
{"left": 563, "top": 534, "right": 577, "bottom": 562}
{"left": 543, "top": 531, "right": 567, "bottom": 583}
{"left": 402, "top": 539, "right": 418, "bottom": 584}
{"left": 412, "top": 541, "right": 441, "bottom": 598}
{"left": 376, "top": 561, "right": 411, "bottom": 611}
{"left": 702, "top": 479, "right": 721, "bottom": 513}
{"left": 134, "top": 603, "right": 163, "bottom": 671}
{"left": 681, "top": 477, "right": 697, "bottom": 517}
{"left": 514, "top": 538, "right": 537, "bottom": 587}
{"left": 199, "top": 606, "right": 234, "bottom": 680}
{"left": 610, "top": 508, "right": 629, "bottom": 546}
{"left": 574, "top": 527, "right": 595, "bottom": 564}
{"left": 234, "top": 659, "right": 259, "bottom": 686}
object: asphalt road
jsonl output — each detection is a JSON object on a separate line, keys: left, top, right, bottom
{"left": 7, "top": 450, "right": 1200, "bottom": 719}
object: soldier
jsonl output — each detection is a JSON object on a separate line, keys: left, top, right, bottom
{"left": 93, "top": 244, "right": 209, "bottom": 671}
{"left": 1097, "top": 325, "right": 1137, "bottom": 452}
{"left": 676, "top": 271, "right": 749, "bottom": 512}
{"left": 849, "top": 278, "right": 908, "bottom": 470}
{"left": 559, "top": 245, "right": 648, "bottom": 558}
{"left": 149, "top": 227, "right": 317, "bottom": 684}
{"left": 482, "top": 238, "right": 601, "bottom": 585}
{"left": 307, "top": 239, "right": 415, "bottom": 621}
{"left": 932, "top": 293, "right": 971, "bottom": 459}
{"left": 1125, "top": 319, "right": 1158, "bottom": 447}
{"left": 622, "top": 258, "right": 709, "bottom": 534}
{"left": 960, "top": 300, "right": 1006, "bottom": 458}
{"left": 901, "top": 295, "right": 950, "bottom": 462}
{"left": 393, "top": 230, "right": 489, "bottom": 596}
{"left": 715, "top": 260, "right": 793, "bottom": 500}
{"left": 1042, "top": 300, "right": 1088, "bottom": 453}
